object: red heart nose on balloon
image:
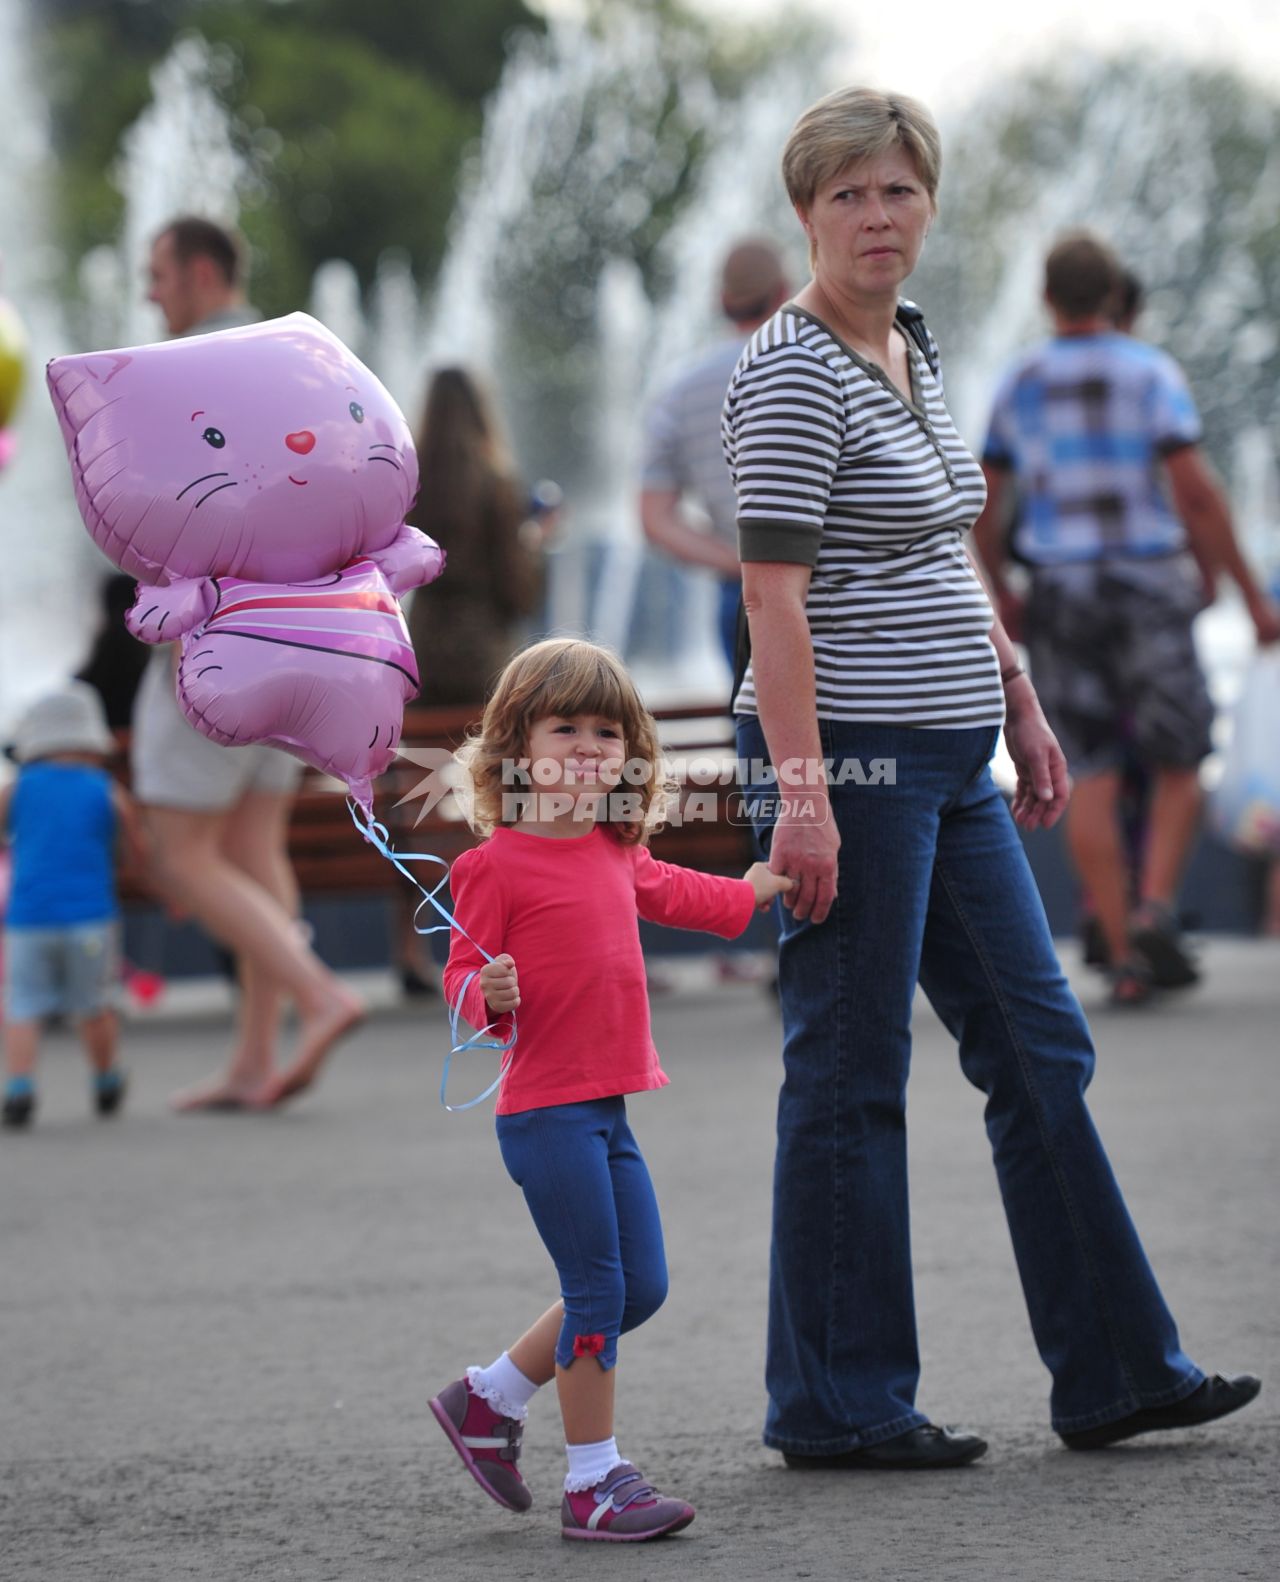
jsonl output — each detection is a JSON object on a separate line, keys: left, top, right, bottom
{"left": 285, "top": 431, "right": 316, "bottom": 454}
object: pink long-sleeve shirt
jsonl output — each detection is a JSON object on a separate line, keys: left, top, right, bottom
{"left": 443, "top": 825, "right": 756, "bottom": 1115}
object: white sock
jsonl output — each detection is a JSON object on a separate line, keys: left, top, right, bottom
{"left": 466, "top": 1352, "right": 540, "bottom": 1421}
{"left": 564, "top": 1436, "right": 623, "bottom": 1492}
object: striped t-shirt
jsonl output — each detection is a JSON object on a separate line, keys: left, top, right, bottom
{"left": 723, "top": 303, "right": 1004, "bottom": 728}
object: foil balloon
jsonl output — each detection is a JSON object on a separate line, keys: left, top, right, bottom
{"left": 46, "top": 313, "right": 444, "bottom": 811}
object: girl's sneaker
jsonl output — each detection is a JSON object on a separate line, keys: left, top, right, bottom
{"left": 560, "top": 1462, "right": 695, "bottom": 1542}
{"left": 429, "top": 1377, "right": 532, "bottom": 1512}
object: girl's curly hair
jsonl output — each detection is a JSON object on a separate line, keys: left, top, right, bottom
{"left": 454, "top": 638, "right": 674, "bottom": 844}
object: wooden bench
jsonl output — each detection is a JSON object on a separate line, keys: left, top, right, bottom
{"left": 115, "top": 701, "right": 753, "bottom": 902}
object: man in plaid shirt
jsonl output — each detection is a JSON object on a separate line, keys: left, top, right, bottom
{"left": 974, "top": 230, "right": 1279, "bottom": 1004}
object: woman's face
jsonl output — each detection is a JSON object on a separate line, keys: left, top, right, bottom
{"left": 797, "top": 147, "right": 934, "bottom": 300}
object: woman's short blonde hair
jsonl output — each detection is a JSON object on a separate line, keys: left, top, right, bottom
{"left": 782, "top": 86, "right": 942, "bottom": 213}
{"left": 455, "top": 637, "right": 674, "bottom": 844}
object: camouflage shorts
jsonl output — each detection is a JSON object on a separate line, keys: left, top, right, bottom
{"left": 1025, "top": 558, "right": 1214, "bottom": 778}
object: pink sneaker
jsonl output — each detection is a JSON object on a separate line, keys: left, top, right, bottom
{"left": 429, "top": 1377, "right": 532, "bottom": 1512}
{"left": 560, "top": 1461, "right": 695, "bottom": 1542}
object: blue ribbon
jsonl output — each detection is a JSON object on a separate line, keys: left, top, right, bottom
{"left": 349, "top": 801, "right": 516, "bottom": 1112}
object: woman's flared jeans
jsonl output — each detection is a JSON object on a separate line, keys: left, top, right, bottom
{"left": 736, "top": 718, "right": 1202, "bottom": 1453}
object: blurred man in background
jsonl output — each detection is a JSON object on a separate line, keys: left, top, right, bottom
{"left": 147, "top": 216, "right": 258, "bottom": 338}
{"left": 638, "top": 238, "right": 791, "bottom": 674}
{"left": 975, "top": 230, "right": 1280, "bottom": 1004}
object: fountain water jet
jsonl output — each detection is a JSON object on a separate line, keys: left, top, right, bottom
{"left": 0, "top": 0, "right": 93, "bottom": 727}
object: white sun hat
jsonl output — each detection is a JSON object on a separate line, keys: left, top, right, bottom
{"left": 13, "top": 681, "right": 115, "bottom": 764}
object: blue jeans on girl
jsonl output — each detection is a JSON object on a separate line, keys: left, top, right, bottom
{"left": 496, "top": 1097, "right": 668, "bottom": 1370}
{"left": 736, "top": 716, "right": 1202, "bottom": 1453}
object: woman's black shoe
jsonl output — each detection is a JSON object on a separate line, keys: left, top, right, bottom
{"left": 783, "top": 1423, "right": 988, "bottom": 1470}
{"left": 1060, "top": 1373, "right": 1261, "bottom": 1450}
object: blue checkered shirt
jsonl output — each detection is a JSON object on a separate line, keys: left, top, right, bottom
{"left": 982, "top": 332, "right": 1202, "bottom": 565}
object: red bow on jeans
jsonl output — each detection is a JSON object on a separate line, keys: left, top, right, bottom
{"left": 573, "top": 1333, "right": 606, "bottom": 1359}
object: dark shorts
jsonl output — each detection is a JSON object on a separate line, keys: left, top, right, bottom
{"left": 1025, "top": 558, "right": 1214, "bottom": 778}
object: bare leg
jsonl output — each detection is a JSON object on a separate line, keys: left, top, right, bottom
{"left": 78, "top": 1008, "right": 119, "bottom": 1074}
{"left": 1139, "top": 767, "right": 1202, "bottom": 908}
{"left": 507, "top": 1302, "right": 565, "bottom": 1388}
{"left": 508, "top": 1300, "right": 615, "bottom": 1441}
{"left": 2, "top": 1019, "right": 40, "bottom": 1124}
{"left": 144, "top": 804, "right": 361, "bottom": 1109}
{"left": 218, "top": 791, "right": 298, "bottom": 1087}
{"left": 222, "top": 789, "right": 301, "bottom": 913}
{"left": 4, "top": 1019, "right": 40, "bottom": 1081}
{"left": 222, "top": 790, "right": 364, "bottom": 1104}
{"left": 1065, "top": 772, "right": 1129, "bottom": 968}
{"left": 555, "top": 1358, "right": 616, "bottom": 1447}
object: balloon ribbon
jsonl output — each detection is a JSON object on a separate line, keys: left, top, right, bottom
{"left": 350, "top": 802, "right": 515, "bottom": 1111}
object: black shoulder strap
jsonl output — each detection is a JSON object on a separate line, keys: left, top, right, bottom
{"left": 895, "top": 299, "right": 939, "bottom": 377}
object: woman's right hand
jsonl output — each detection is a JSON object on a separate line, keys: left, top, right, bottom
{"left": 480, "top": 953, "right": 520, "bottom": 1013}
{"left": 769, "top": 809, "right": 840, "bottom": 925}
{"left": 739, "top": 562, "right": 839, "bottom": 922}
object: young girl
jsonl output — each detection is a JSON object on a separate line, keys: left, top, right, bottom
{"left": 430, "top": 638, "right": 791, "bottom": 1542}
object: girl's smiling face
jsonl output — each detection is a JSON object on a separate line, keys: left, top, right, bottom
{"left": 524, "top": 713, "right": 627, "bottom": 795}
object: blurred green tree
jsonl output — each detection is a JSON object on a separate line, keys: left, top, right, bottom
{"left": 36, "top": 0, "right": 542, "bottom": 315}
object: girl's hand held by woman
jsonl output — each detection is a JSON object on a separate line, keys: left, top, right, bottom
{"left": 768, "top": 803, "right": 840, "bottom": 925}
{"left": 745, "top": 862, "right": 796, "bottom": 910}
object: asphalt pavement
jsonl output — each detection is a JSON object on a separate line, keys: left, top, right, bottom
{"left": 2, "top": 941, "right": 1276, "bottom": 1581}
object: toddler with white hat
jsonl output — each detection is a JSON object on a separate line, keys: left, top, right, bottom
{"left": 1, "top": 682, "right": 142, "bottom": 1128}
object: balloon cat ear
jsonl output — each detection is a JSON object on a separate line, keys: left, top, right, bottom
{"left": 47, "top": 350, "right": 134, "bottom": 394}
{"left": 45, "top": 352, "right": 136, "bottom": 447}
{"left": 79, "top": 352, "right": 134, "bottom": 387}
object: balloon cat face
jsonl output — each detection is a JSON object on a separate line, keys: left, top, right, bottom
{"left": 46, "top": 313, "right": 419, "bottom": 585}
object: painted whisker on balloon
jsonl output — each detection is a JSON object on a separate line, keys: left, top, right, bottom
{"left": 193, "top": 480, "right": 239, "bottom": 508}
{"left": 176, "top": 470, "right": 230, "bottom": 500}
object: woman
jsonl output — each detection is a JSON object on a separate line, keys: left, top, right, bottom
{"left": 724, "top": 86, "right": 1258, "bottom": 1468}
{"left": 398, "top": 368, "right": 555, "bottom": 993}
{"left": 407, "top": 368, "right": 551, "bottom": 708}
{"left": 131, "top": 647, "right": 363, "bottom": 1111}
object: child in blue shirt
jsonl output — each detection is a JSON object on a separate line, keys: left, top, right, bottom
{"left": 1, "top": 682, "right": 142, "bottom": 1128}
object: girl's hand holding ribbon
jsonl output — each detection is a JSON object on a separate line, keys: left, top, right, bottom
{"left": 480, "top": 954, "right": 521, "bottom": 1013}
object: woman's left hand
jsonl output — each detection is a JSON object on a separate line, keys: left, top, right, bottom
{"left": 1003, "top": 675, "right": 1071, "bottom": 830}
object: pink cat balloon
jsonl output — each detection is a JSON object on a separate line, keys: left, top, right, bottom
{"left": 46, "top": 313, "right": 444, "bottom": 813}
